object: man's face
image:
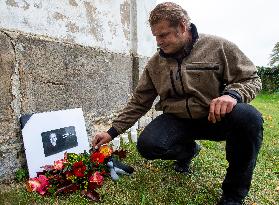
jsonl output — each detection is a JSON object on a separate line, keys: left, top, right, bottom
{"left": 50, "top": 133, "right": 57, "bottom": 146}
{"left": 151, "top": 20, "right": 190, "bottom": 54}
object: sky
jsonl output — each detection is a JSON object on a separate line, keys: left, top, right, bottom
{"left": 156, "top": 0, "right": 279, "bottom": 66}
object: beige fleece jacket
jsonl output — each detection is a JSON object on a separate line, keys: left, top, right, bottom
{"left": 111, "top": 34, "right": 262, "bottom": 134}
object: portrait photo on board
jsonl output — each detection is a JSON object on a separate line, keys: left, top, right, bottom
{"left": 41, "top": 126, "right": 78, "bottom": 157}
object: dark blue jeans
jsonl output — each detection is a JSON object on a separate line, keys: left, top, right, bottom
{"left": 137, "top": 103, "right": 263, "bottom": 199}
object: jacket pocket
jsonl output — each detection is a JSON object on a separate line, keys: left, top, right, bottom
{"left": 185, "top": 62, "right": 220, "bottom": 71}
{"left": 182, "top": 63, "right": 220, "bottom": 83}
{"left": 181, "top": 63, "right": 221, "bottom": 98}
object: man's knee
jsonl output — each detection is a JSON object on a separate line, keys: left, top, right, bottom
{"left": 227, "top": 103, "right": 263, "bottom": 144}
{"left": 229, "top": 103, "right": 263, "bottom": 130}
{"left": 137, "top": 133, "right": 152, "bottom": 159}
{"left": 136, "top": 114, "right": 174, "bottom": 159}
{"left": 136, "top": 124, "right": 168, "bottom": 160}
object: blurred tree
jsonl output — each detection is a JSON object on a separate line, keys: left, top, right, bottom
{"left": 269, "top": 42, "right": 279, "bottom": 66}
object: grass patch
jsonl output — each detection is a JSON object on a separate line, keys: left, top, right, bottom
{"left": 0, "top": 93, "right": 278, "bottom": 205}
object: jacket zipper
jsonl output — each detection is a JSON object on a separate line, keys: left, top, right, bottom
{"left": 170, "top": 70, "right": 181, "bottom": 97}
{"left": 169, "top": 60, "right": 193, "bottom": 119}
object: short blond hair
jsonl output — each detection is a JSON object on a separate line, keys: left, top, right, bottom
{"left": 149, "top": 2, "right": 191, "bottom": 29}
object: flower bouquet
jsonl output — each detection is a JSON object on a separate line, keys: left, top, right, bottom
{"left": 26, "top": 145, "right": 129, "bottom": 202}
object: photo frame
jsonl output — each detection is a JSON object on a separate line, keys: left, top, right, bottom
{"left": 21, "top": 108, "right": 90, "bottom": 177}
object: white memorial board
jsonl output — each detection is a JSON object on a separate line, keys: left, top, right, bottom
{"left": 21, "top": 108, "right": 90, "bottom": 177}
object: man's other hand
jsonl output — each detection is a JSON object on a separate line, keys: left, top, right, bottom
{"left": 208, "top": 95, "right": 237, "bottom": 123}
{"left": 92, "top": 132, "right": 112, "bottom": 149}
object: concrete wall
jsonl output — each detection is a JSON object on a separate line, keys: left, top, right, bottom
{"left": 0, "top": 31, "right": 24, "bottom": 183}
{"left": 1, "top": 0, "right": 127, "bottom": 53}
{"left": 0, "top": 0, "right": 156, "bottom": 55}
{"left": 0, "top": 0, "right": 157, "bottom": 182}
{"left": 137, "top": 0, "right": 157, "bottom": 57}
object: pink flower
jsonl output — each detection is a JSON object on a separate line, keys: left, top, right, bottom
{"left": 89, "top": 171, "right": 104, "bottom": 185}
{"left": 40, "top": 165, "right": 54, "bottom": 171}
{"left": 26, "top": 175, "right": 49, "bottom": 195}
{"left": 37, "top": 175, "right": 49, "bottom": 188}
{"left": 54, "top": 159, "right": 64, "bottom": 170}
{"left": 26, "top": 179, "right": 41, "bottom": 192}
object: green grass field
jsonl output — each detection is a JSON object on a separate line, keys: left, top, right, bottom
{"left": 0, "top": 93, "right": 278, "bottom": 205}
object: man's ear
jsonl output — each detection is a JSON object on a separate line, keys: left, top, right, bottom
{"left": 178, "top": 21, "right": 187, "bottom": 34}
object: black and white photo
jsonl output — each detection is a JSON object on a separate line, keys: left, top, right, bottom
{"left": 41, "top": 126, "right": 78, "bottom": 157}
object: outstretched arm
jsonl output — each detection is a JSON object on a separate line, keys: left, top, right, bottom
{"left": 92, "top": 66, "right": 158, "bottom": 147}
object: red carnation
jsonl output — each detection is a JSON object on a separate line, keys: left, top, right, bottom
{"left": 72, "top": 161, "right": 86, "bottom": 177}
{"left": 90, "top": 152, "right": 105, "bottom": 164}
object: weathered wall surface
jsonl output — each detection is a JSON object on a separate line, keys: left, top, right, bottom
{"left": 15, "top": 32, "right": 133, "bottom": 132}
{"left": 137, "top": 0, "right": 157, "bottom": 57}
{"left": 1, "top": 0, "right": 129, "bottom": 53}
{"left": 0, "top": 0, "right": 157, "bottom": 182}
{"left": 0, "top": 32, "right": 25, "bottom": 182}
{"left": 0, "top": 0, "right": 156, "bottom": 55}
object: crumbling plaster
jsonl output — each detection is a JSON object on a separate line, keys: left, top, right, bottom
{"left": 0, "top": 0, "right": 156, "bottom": 54}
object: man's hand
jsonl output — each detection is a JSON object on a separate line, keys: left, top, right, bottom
{"left": 208, "top": 95, "right": 237, "bottom": 123}
{"left": 92, "top": 132, "right": 112, "bottom": 149}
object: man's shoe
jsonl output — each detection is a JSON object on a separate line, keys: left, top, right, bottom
{"left": 174, "top": 144, "right": 201, "bottom": 174}
{"left": 217, "top": 195, "right": 244, "bottom": 205}
{"left": 111, "top": 157, "right": 134, "bottom": 174}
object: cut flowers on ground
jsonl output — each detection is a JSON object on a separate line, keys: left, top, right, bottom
{"left": 26, "top": 145, "right": 128, "bottom": 202}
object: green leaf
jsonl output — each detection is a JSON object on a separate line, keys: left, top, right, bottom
{"left": 15, "top": 168, "right": 28, "bottom": 182}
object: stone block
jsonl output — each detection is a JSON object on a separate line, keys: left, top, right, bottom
{"left": 0, "top": 32, "right": 15, "bottom": 121}
{"left": 16, "top": 35, "right": 133, "bottom": 117}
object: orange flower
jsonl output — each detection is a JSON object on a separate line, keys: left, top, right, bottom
{"left": 99, "top": 145, "right": 113, "bottom": 157}
{"left": 89, "top": 171, "right": 104, "bottom": 185}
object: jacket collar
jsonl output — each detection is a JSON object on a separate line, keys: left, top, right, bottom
{"left": 159, "top": 23, "right": 199, "bottom": 60}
